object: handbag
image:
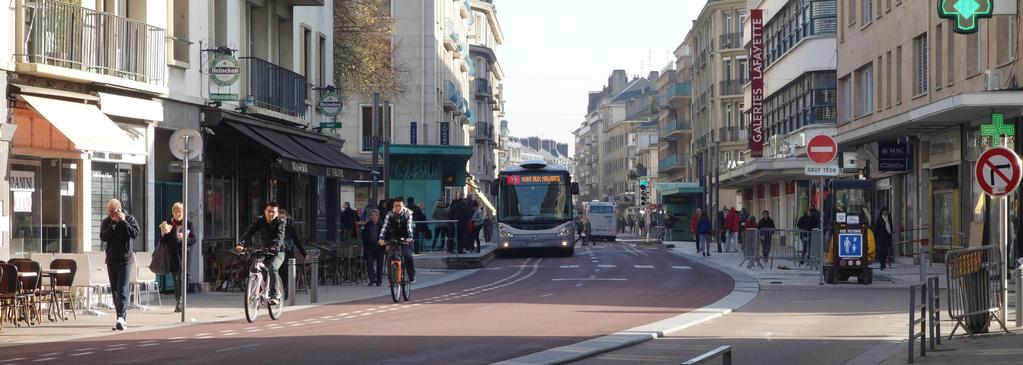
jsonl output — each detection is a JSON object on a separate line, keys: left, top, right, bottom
{"left": 150, "top": 243, "right": 172, "bottom": 274}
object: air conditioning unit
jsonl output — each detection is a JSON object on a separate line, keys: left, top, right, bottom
{"left": 986, "top": 68, "right": 1005, "bottom": 91}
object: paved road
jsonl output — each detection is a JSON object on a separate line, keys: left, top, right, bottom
{"left": 571, "top": 286, "right": 909, "bottom": 365}
{"left": 0, "top": 239, "right": 733, "bottom": 365}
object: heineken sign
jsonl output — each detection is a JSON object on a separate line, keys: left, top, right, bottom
{"left": 317, "top": 90, "right": 343, "bottom": 117}
{"left": 938, "top": 0, "right": 993, "bottom": 34}
{"left": 209, "top": 54, "right": 241, "bottom": 87}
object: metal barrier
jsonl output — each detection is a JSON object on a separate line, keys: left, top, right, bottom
{"left": 908, "top": 282, "right": 928, "bottom": 363}
{"left": 1016, "top": 261, "right": 1022, "bottom": 327}
{"left": 927, "top": 276, "right": 941, "bottom": 350}
{"left": 945, "top": 246, "right": 1009, "bottom": 337}
{"left": 681, "top": 346, "right": 732, "bottom": 365}
{"left": 739, "top": 228, "right": 820, "bottom": 270}
{"left": 411, "top": 220, "right": 466, "bottom": 254}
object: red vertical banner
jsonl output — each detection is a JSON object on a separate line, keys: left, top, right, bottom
{"left": 749, "top": 9, "right": 764, "bottom": 157}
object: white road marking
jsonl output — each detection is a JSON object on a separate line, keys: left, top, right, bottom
{"left": 634, "top": 265, "right": 655, "bottom": 269}
{"left": 1, "top": 358, "right": 26, "bottom": 363}
{"left": 219, "top": 329, "right": 237, "bottom": 333}
{"left": 319, "top": 316, "right": 332, "bottom": 319}
{"left": 539, "top": 293, "right": 554, "bottom": 298}
{"left": 39, "top": 353, "right": 61, "bottom": 357}
{"left": 552, "top": 278, "right": 628, "bottom": 281}
{"left": 575, "top": 283, "right": 584, "bottom": 287}
{"left": 360, "top": 312, "right": 372, "bottom": 316}
{"left": 169, "top": 340, "right": 187, "bottom": 343}
{"left": 246, "top": 329, "right": 263, "bottom": 332}
{"left": 559, "top": 265, "right": 579, "bottom": 268}
{"left": 216, "top": 344, "right": 259, "bottom": 353}
{"left": 33, "top": 357, "right": 56, "bottom": 362}
{"left": 70, "top": 352, "right": 94, "bottom": 357}
{"left": 220, "top": 332, "right": 238, "bottom": 336}
{"left": 194, "top": 333, "right": 212, "bottom": 337}
{"left": 139, "top": 343, "right": 160, "bottom": 347}
{"left": 312, "top": 320, "right": 324, "bottom": 324}
{"left": 195, "top": 336, "right": 214, "bottom": 339}
{"left": 74, "top": 348, "right": 96, "bottom": 352}
{"left": 598, "top": 264, "right": 617, "bottom": 268}
{"left": 672, "top": 265, "right": 692, "bottom": 270}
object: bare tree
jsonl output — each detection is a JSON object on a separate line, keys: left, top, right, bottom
{"left": 333, "top": 0, "right": 405, "bottom": 98}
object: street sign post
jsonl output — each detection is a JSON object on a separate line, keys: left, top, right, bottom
{"left": 807, "top": 135, "right": 838, "bottom": 164}
{"left": 169, "top": 128, "right": 203, "bottom": 324}
{"left": 838, "top": 233, "right": 863, "bottom": 258}
{"left": 975, "top": 146, "right": 1021, "bottom": 324}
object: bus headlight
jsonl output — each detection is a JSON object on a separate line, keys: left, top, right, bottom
{"left": 499, "top": 224, "right": 514, "bottom": 238}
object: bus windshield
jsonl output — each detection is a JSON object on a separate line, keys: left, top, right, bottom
{"left": 498, "top": 174, "right": 571, "bottom": 222}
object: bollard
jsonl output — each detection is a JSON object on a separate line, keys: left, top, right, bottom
{"left": 1016, "top": 266, "right": 1022, "bottom": 328}
{"left": 309, "top": 249, "right": 320, "bottom": 303}
{"left": 287, "top": 258, "right": 296, "bottom": 306}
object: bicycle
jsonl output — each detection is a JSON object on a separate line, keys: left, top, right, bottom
{"left": 241, "top": 248, "right": 283, "bottom": 322}
{"left": 386, "top": 240, "right": 412, "bottom": 303}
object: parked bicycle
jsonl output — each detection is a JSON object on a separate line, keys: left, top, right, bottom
{"left": 386, "top": 239, "right": 412, "bottom": 303}
{"left": 241, "top": 248, "right": 283, "bottom": 322}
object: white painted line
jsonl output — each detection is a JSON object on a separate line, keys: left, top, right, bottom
{"left": 328, "top": 318, "right": 341, "bottom": 321}
{"left": 1, "top": 358, "right": 26, "bottom": 363}
{"left": 169, "top": 340, "right": 187, "bottom": 344}
{"left": 634, "top": 265, "right": 655, "bottom": 269}
{"left": 219, "top": 329, "right": 236, "bottom": 333}
{"left": 195, "top": 336, "right": 214, "bottom": 339}
{"left": 312, "top": 320, "right": 324, "bottom": 324}
{"left": 246, "top": 329, "right": 263, "bottom": 332}
{"left": 221, "top": 332, "right": 238, "bottom": 336}
{"left": 216, "top": 344, "right": 259, "bottom": 353}
{"left": 139, "top": 343, "right": 160, "bottom": 347}
{"left": 574, "top": 283, "right": 584, "bottom": 287}
{"left": 74, "top": 348, "right": 96, "bottom": 352}
{"left": 337, "top": 313, "right": 350, "bottom": 316}
{"left": 551, "top": 278, "right": 628, "bottom": 281}
{"left": 360, "top": 313, "right": 372, "bottom": 316}
{"left": 289, "top": 323, "right": 304, "bottom": 326}
{"left": 345, "top": 316, "right": 358, "bottom": 319}
{"left": 70, "top": 352, "right": 94, "bottom": 357}
{"left": 539, "top": 293, "right": 554, "bottom": 298}
{"left": 194, "top": 333, "right": 212, "bottom": 337}
{"left": 598, "top": 264, "right": 616, "bottom": 268}
{"left": 319, "top": 316, "right": 332, "bottom": 319}
{"left": 39, "top": 353, "right": 61, "bottom": 357}
{"left": 672, "top": 265, "right": 692, "bottom": 270}
{"left": 559, "top": 265, "right": 579, "bottom": 268}
{"left": 33, "top": 357, "right": 56, "bottom": 362}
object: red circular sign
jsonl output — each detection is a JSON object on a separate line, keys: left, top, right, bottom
{"left": 807, "top": 135, "right": 838, "bottom": 164}
{"left": 975, "top": 147, "right": 1022, "bottom": 197}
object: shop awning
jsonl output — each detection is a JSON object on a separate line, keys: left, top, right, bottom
{"left": 223, "top": 119, "right": 370, "bottom": 180}
{"left": 20, "top": 95, "right": 146, "bottom": 156}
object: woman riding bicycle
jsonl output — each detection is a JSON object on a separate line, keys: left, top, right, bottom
{"left": 377, "top": 197, "right": 416, "bottom": 284}
{"left": 235, "top": 202, "right": 287, "bottom": 303}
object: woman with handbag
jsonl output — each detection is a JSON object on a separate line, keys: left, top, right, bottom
{"left": 160, "top": 202, "right": 196, "bottom": 313}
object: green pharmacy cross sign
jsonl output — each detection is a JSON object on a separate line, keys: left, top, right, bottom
{"left": 938, "top": 0, "right": 993, "bottom": 34}
{"left": 982, "top": 113, "right": 1014, "bottom": 147}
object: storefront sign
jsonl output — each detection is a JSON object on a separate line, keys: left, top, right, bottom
{"left": 209, "top": 53, "right": 241, "bottom": 101}
{"left": 748, "top": 9, "right": 765, "bottom": 157}
{"left": 929, "top": 129, "right": 961, "bottom": 168}
{"left": 13, "top": 191, "right": 32, "bottom": 213}
{"left": 878, "top": 140, "right": 910, "bottom": 172}
{"left": 410, "top": 122, "right": 418, "bottom": 145}
{"left": 440, "top": 122, "right": 450, "bottom": 145}
{"left": 938, "top": 0, "right": 993, "bottom": 34}
{"left": 981, "top": 113, "right": 1014, "bottom": 147}
{"left": 10, "top": 171, "right": 35, "bottom": 192}
{"left": 317, "top": 90, "right": 343, "bottom": 118}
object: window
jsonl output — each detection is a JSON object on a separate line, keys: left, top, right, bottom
{"left": 293, "top": 177, "right": 310, "bottom": 237}
{"left": 935, "top": 24, "right": 943, "bottom": 89}
{"left": 319, "top": 35, "right": 328, "bottom": 86}
{"left": 995, "top": 16, "right": 1017, "bottom": 65}
{"left": 947, "top": 24, "right": 955, "bottom": 85}
{"left": 896, "top": 46, "right": 903, "bottom": 103}
{"left": 725, "top": 104, "right": 733, "bottom": 128}
{"left": 763, "top": 0, "right": 837, "bottom": 67}
{"left": 886, "top": 51, "right": 892, "bottom": 108}
{"left": 737, "top": 59, "right": 748, "bottom": 83}
{"left": 847, "top": 0, "right": 856, "bottom": 27}
{"left": 913, "top": 34, "right": 928, "bottom": 96}
{"left": 171, "top": 0, "right": 190, "bottom": 63}
{"left": 92, "top": 163, "right": 145, "bottom": 252}
{"left": 361, "top": 104, "right": 393, "bottom": 151}
{"left": 876, "top": 56, "right": 883, "bottom": 108}
{"left": 841, "top": 75, "right": 853, "bottom": 122}
{"left": 302, "top": 28, "right": 312, "bottom": 78}
{"left": 213, "top": 0, "right": 227, "bottom": 47}
{"left": 204, "top": 175, "right": 235, "bottom": 239}
{"left": 861, "top": 0, "right": 872, "bottom": 25}
{"left": 966, "top": 32, "right": 980, "bottom": 76}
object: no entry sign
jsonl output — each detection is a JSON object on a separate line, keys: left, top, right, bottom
{"left": 976, "top": 147, "right": 1022, "bottom": 197}
{"left": 807, "top": 135, "right": 838, "bottom": 164}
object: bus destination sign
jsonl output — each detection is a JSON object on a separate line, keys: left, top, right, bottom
{"left": 505, "top": 175, "right": 562, "bottom": 185}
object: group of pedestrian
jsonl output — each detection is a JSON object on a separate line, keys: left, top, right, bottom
{"left": 688, "top": 206, "right": 777, "bottom": 258}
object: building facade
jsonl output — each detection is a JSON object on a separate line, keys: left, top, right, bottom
{"left": 685, "top": 0, "right": 748, "bottom": 213}
{"left": 837, "top": 0, "right": 1022, "bottom": 260}
{"left": 468, "top": 0, "right": 506, "bottom": 202}
{"left": 657, "top": 45, "right": 695, "bottom": 183}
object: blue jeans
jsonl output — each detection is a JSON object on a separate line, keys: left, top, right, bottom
{"left": 106, "top": 263, "right": 132, "bottom": 319}
{"left": 267, "top": 251, "right": 285, "bottom": 299}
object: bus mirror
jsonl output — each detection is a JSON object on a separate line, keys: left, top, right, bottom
{"left": 571, "top": 182, "right": 580, "bottom": 195}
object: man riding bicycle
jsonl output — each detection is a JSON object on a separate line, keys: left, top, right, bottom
{"left": 378, "top": 197, "right": 416, "bottom": 283}
{"left": 236, "top": 202, "right": 286, "bottom": 303}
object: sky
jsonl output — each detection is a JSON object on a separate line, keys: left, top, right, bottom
{"left": 496, "top": 0, "right": 702, "bottom": 156}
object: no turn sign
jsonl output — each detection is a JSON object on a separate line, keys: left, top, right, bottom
{"left": 976, "top": 147, "right": 1022, "bottom": 197}
{"left": 807, "top": 135, "right": 838, "bottom": 164}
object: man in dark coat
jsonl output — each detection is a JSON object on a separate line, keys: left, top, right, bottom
{"left": 361, "top": 209, "right": 385, "bottom": 286}
{"left": 797, "top": 208, "right": 818, "bottom": 265}
{"left": 340, "top": 202, "right": 358, "bottom": 240}
{"left": 101, "top": 198, "right": 140, "bottom": 331}
{"left": 758, "top": 210, "right": 776, "bottom": 258}
{"left": 874, "top": 207, "right": 893, "bottom": 270}
{"left": 448, "top": 192, "right": 470, "bottom": 253}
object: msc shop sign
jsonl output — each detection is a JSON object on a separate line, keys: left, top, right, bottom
{"left": 209, "top": 54, "right": 241, "bottom": 101}
{"left": 878, "top": 140, "right": 910, "bottom": 172}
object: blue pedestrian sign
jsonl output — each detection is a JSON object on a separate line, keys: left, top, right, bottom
{"left": 838, "top": 233, "right": 863, "bottom": 258}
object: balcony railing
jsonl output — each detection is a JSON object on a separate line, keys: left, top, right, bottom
{"left": 719, "top": 79, "right": 743, "bottom": 96}
{"left": 659, "top": 155, "right": 681, "bottom": 172}
{"left": 667, "top": 82, "right": 692, "bottom": 100}
{"left": 476, "top": 78, "right": 491, "bottom": 97}
{"left": 720, "top": 32, "right": 742, "bottom": 49}
{"left": 241, "top": 57, "right": 308, "bottom": 117}
{"left": 19, "top": 0, "right": 167, "bottom": 87}
{"left": 475, "top": 122, "right": 493, "bottom": 141}
{"left": 718, "top": 126, "right": 747, "bottom": 142}
{"left": 665, "top": 119, "right": 692, "bottom": 136}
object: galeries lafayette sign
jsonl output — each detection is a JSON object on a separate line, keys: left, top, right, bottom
{"left": 749, "top": 9, "right": 764, "bottom": 158}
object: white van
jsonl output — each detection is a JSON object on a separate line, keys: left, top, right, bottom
{"left": 584, "top": 201, "right": 616, "bottom": 241}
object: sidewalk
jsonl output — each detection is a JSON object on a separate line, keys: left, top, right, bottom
{"left": 663, "top": 240, "right": 946, "bottom": 288}
{"left": 877, "top": 327, "right": 1023, "bottom": 365}
{"left": 0, "top": 268, "right": 473, "bottom": 347}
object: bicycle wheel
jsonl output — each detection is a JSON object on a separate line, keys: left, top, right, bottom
{"left": 244, "top": 273, "right": 261, "bottom": 323}
{"left": 268, "top": 275, "right": 284, "bottom": 320}
{"left": 401, "top": 268, "right": 411, "bottom": 301}
{"left": 388, "top": 259, "right": 401, "bottom": 303}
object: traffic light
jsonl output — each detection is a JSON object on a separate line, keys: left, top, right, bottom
{"left": 639, "top": 180, "right": 649, "bottom": 205}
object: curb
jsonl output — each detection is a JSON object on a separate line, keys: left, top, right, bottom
{"left": 491, "top": 249, "right": 760, "bottom": 365}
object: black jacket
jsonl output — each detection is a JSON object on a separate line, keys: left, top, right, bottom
{"left": 160, "top": 219, "right": 196, "bottom": 271}
{"left": 797, "top": 214, "right": 817, "bottom": 231}
{"left": 101, "top": 214, "right": 141, "bottom": 264}
{"left": 240, "top": 215, "right": 286, "bottom": 251}
{"left": 758, "top": 217, "right": 776, "bottom": 230}
{"left": 449, "top": 199, "right": 469, "bottom": 223}
{"left": 361, "top": 220, "right": 383, "bottom": 252}
{"left": 340, "top": 208, "right": 358, "bottom": 229}
{"left": 283, "top": 218, "right": 306, "bottom": 256}
{"left": 873, "top": 215, "right": 893, "bottom": 247}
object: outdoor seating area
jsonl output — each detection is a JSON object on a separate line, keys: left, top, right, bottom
{"left": 0, "top": 253, "right": 159, "bottom": 331}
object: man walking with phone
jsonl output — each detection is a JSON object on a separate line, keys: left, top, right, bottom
{"left": 100, "top": 198, "right": 140, "bottom": 331}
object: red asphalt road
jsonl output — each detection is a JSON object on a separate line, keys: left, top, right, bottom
{"left": 0, "top": 242, "right": 733, "bottom": 365}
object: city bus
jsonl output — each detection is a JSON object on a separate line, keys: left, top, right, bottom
{"left": 494, "top": 160, "right": 579, "bottom": 256}
{"left": 583, "top": 201, "right": 616, "bottom": 241}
